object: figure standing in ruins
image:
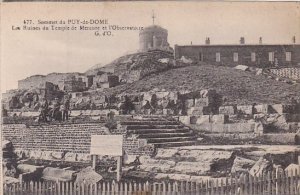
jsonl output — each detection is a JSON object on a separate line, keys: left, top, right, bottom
{"left": 39, "top": 99, "right": 48, "bottom": 122}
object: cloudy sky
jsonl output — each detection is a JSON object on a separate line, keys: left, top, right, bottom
{"left": 1, "top": 2, "right": 299, "bottom": 92}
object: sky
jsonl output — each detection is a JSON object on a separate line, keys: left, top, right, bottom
{"left": 1, "top": 2, "right": 300, "bottom": 92}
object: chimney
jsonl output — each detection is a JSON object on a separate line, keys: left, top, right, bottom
{"left": 259, "top": 37, "right": 263, "bottom": 44}
{"left": 240, "top": 37, "right": 245, "bottom": 44}
{"left": 292, "top": 36, "right": 296, "bottom": 44}
{"left": 205, "top": 37, "right": 210, "bottom": 45}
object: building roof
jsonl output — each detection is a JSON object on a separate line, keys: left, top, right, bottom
{"left": 176, "top": 44, "right": 300, "bottom": 47}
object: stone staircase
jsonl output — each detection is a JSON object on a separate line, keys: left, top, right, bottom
{"left": 121, "top": 115, "right": 197, "bottom": 148}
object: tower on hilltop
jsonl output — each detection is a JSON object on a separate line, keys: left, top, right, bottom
{"left": 139, "top": 11, "right": 172, "bottom": 52}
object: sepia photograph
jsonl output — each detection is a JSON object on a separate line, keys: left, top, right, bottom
{"left": 1, "top": 1, "right": 300, "bottom": 194}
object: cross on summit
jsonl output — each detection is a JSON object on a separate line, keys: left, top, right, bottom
{"left": 152, "top": 10, "right": 156, "bottom": 25}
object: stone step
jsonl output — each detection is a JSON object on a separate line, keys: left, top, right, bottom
{"left": 126, "top": 125, "right": 183, "bottom": 130}
{"left": 132, "top": 117, "right": 168, "bottom": 121}
{"left": 138, "top": 132, "right": 195, "bottom": 139}
{"left": 121, "top": 121, "right": 179, "bottom": 125}
{"left": 139, "top": 115, "right": 166, "bottom": 118}
{"left": 127, "top": 128, "right": 190, "bottom": 134}
{"left": 153, "top": 141, "right": 198, "bottom": 148}
{"left": 147, "top": 136, "right": 196, "bottom": 144}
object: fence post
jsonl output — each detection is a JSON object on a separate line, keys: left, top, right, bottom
{"left": 168, "top": 182, "right": 171, "bottom": 195}
{"left": 290, "top": 168, "right": 295, "bottom": 195}
{"left": 146, "top": 181, "right": 150, "bottom": 194}
{"left": 294, "top": 169, "right": 298, "bottom": 195}
{"left": 267, "top": 171, "right": 271, "bottom": 195}
{"left": 180, "top": 181, "right": 184, "bottom": 194}
{"left": 124, "top": 182, "right": 128, "bottom": 195}
{"left": 173, "top": 181, "right": 178, "bottom": 195}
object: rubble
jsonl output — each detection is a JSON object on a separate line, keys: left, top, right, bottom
{"left": 249, "top": 157, "right": 272, "bottom": 177}
{"left": 231, "top": 156, "right": 255, "bottom": 174}
{"left": 42, "top": 167, "right": 77, "bottom": 182}
{"left": 75, "top": 166, "right": 103, "bottom": 184}
{"left": 3, "top": 176, "right": 19, "bottom": 185}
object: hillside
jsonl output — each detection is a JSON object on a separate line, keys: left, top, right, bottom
{"left": 103, "top": 64, "right": 300, "bottom": 105}
{"left": 85, "top": 50, "right": 174, "bottom": 82}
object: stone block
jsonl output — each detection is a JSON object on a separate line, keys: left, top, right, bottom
{"left": 163, "top": 109, "right": 174, "bottom": 115}
{"left": 188, "top": 106, "right": 210, "bottom": 115}
{"left": 196, "top": 115, "right": 210, "bottom": 125}
{"left": 196, "top": 123, "right": 212, "bottom": 132}
{"left": 194, "top": 98, "right": 209, "bottom": 107}
{"left": 254, "top": 122, "right": 264, "bottom": 135}
{"left": 231, "top": 156, "right": 255, "bottom": 173}
{"left": 179, "top": 116, "right": 191, "bottom": 125}
{"left": 17, "top": 164, "right": 44, "bottom": 174}
{"left": 40, "top": 151, "right": 53, "bottom": 160}
{"left": 75, "top": 166, "right": 103, "bottom": 184}
{"left": 173, "top": 162, "right": 211, "bottom": 175}
{"left": 29, "top": 150, "right": 42, "bottom": 159}
{"left": 42, "top": 167, "right": 76, "bottom": 182}
{"left": 270, "top": 104, "right": 297, "bottom": 114}
{"left": 254, "top": 104, "right": 270, "bottom": 114}
{"left": 226, "top": 123, "right": 255, "bottom": 133}
{"left": 219, "top": 106, "right": 237, "bottom": 115}
{"left": 64, "top": 152, "right": 77, "bottom": 162}
{"left": 3, "top": 177, "right": 19, "bottom": 185}
{"left": 211, "top": 124, "right": 226, "bottom": 133}
{"left": 249, "top": 158, "right": 272, "bottom": 177}
{"left": 261, "top": 133, "right": 296, "bottom": 144}
{"left": 77, "top": 154, "right": 91, "bottom": 162}
{"left": 237, "top": 105, "right": 253, "bottom": 115}
{"left": 210, "top": 114, "right": 228, "bottom": 124}
{"left": 51, "top": 152, "right": 64, "bottom": 160}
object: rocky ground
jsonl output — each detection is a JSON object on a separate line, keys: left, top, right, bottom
{"left": 103, "top": 65, "right": 300, "bottom": 105}
{"left": 125, "top": 145, "right": 300, "bottom": 182}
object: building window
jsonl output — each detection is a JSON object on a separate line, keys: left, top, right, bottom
{"left": 251, "top": 52, "right": 256, "bottom": 62}
{"left": 216, "top": 52, "right": 221, "bottom": 62}
{"left": 286, "top": 52, "right": 292, "bottom": 62}
{"left": 233, "top": 52, "right": 238, "bottom": 62}
{"left": 268, "top": 52, "right": 275, "bottom": 62}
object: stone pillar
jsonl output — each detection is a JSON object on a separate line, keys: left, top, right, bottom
{"left": 92, "top": 155, "right": 97, "bottom": 170}
{"left": 117, "top": 156, "right": 122, "bottom": 182}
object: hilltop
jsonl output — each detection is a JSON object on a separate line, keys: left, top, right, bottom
{"left": 86, "top": 50, "right": 175, "bottom": 82}
{"left": 103, "top": 64, "right": 300, "bottom": 105}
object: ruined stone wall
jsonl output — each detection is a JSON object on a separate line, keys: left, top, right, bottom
{"left": 270, "top": 68, "right": 300, "bottom": 80}
{"left": 2, "top": 123, "right": 109, "bottom": 154}
{"left": 123, "top": 137, "right": 155, "bottom": 156}
{"left": 2, "top": 122, "right": 155, "bottom": 157}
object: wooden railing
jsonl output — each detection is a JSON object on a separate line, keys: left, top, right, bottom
{"left": 3, "top": 169, "right": 300, "bottom": 195}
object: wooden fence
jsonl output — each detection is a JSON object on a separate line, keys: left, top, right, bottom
{"left": 3, "top": 169, "right": 300, "bottom": 195}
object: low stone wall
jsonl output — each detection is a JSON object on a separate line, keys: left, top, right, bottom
{"left": 205, "top": 133, "right": 296, "bottom": 144}
{"left": 2, "top": 122, "right": 156, "bottom": 161}
{"left": 261, "top": 133, "right": 296, "bottom": 145}
{"left": 270, "top": 68, "right": 300, "bottom": 80}
{"left": 123, "top": 137, "right": 155, "bottom": 156}
{"left": 190, "top": 123, "right": 256, "bottom": 133}
{"left": 7, "top": 109, "right": 119, "bottom": 118}
{"left": 2, "top": 123, "right": 110, "bottom": 154}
